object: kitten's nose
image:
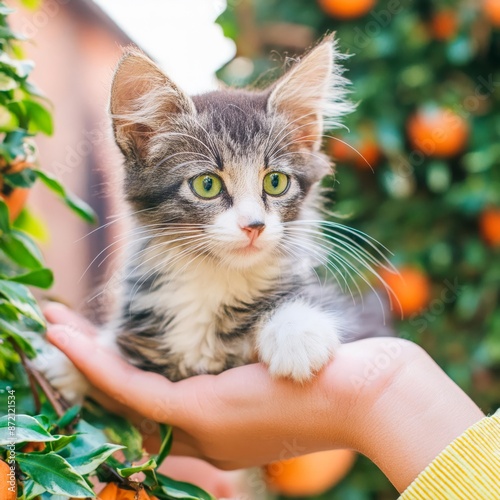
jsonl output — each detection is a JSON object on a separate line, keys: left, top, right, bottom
{"left": 241, "top": 222, "right": 266, "bottom": 243}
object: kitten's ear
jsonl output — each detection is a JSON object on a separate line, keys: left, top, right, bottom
{"left": 110, "top": 48, "right": 195, "bottom": 160}
{"left": 268, "top": 35, "right": 353, "bottom": 151}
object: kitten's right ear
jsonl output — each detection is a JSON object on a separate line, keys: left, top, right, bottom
{"left": 110, "top": 48, "right": 195, "bottom": 160}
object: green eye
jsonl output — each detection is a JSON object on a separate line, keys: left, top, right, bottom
{"left": 191, "top": 174, "right": 223, "bottom": 199}
{"left": 263, "top": 172, "right": 290, "bottom": 196}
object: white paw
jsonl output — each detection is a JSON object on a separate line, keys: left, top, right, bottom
{"left": 258, "top": 301, "right": 341, "bottom": 382}
{"left": 29, "top": 335, "right": 89, "bottom": 405}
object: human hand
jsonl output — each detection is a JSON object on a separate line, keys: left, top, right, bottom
{"left": 44, "top": 303, "right": 483, "bottom": 493}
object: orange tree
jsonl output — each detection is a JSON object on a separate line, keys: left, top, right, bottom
{"left": 218, "top": 0, "right": 500, "bottom": 498}
{"left": 0, "top": 2, "right": 214, "bottom": 499}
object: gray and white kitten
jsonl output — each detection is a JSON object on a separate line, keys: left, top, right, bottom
{"left": 40, "top": 36, "right": 391, "bottom": 401}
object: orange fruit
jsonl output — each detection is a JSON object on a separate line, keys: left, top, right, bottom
{"left": 265, "top": 449, "right": 356, "bottom": 497}
{"left": 0, "top": 160, "right": 32, "bottom": 221}
{"left": 328, "top": 136, "right": 381, "bottom": 170}
{"left": 21, "top": 442, "right": 46, "bottom": 453}
{"left": 483, "top": 0, "right": 500, "bottom": 27}
{"left": 380, "top": 267, "right": 431, "bottom": 317}
{"left": 0, "top": 459, "right": 16, "bottom": 500}
{"left": 318, "top": 0, "right": 376, "bottom": 19}
{"left": 97, "top": 483, "right": 119, "bottom": 500}
{"left": 430, "top": 10, "right": 458, "bottom": 40}
{"left": 479, "top": 207, "right": 500, "bottom": 247}
{"left": 407, "top": 108, "right": 469, "bottom": 158}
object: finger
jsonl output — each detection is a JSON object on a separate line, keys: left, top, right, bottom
{"left": 47, "top": 325, "right": 184, "bottom": 425}
{"left": 43, "top": 302, "right": 97, "bottom": 338}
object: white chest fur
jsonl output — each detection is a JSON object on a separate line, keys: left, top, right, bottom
{"left": 130, "top": 250, "right": 279, "bottom": 374}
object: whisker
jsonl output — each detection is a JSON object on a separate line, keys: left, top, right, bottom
{"left": 294, "top": 232, "right": 384, "bottom": 313}
{"left": 127, "top": 238, "right": 214, "bottom": 305}
{"left": 284, "top": 233, "right": 361, "bottom": 297}
{"left": 154, "top": 131, "right": 218, "bottom": 160}
{"left": 285, "top": 226, "right": 391, "bottom": 273}
{"left": 287, "top": 227, "right": 390, "bottom": 286}
{"left": 328, "top": 136, "right": 375, "bottom": 172}
{"left": 282, "top": 236, "right": 357, "bottom": 301}
{"left": 265, "top": 111, "right": 318, "bottom": 158}
{"left": 89, "top": 234, "right": 211, "bottom": 304}
{"left": 273, "top": 150, "right": 331, "bottom": 168}
{"left": 169, "top": 159, "right": 215, "bottom": 175}
{"left": 285, "top": 220, "right": 395, "bottom": 270}
{"left": 283, "top": 224, "right": 398, "bottom": 317}
{"left": 153, "top": 150, "right": 213, "bottom": 170}
{"left": 268, "top": 128, "right": 319, "bottom": 159}
{"left": 97, "top": 229, "right": 205, "bottom": 270}
{"left": 195, "top": 120, "right": 223, "bottom": 166}
{"left": 77, "top": 207, "right": 157, "bottom": 242}
{"left": 267, "top": 117, "right": 318, "bottom": 159}
{"left": 269, "top": 129, "right": 377, "bottom": 173}
{"left": 79, "top": 225, "right": 161, "bottom": 282}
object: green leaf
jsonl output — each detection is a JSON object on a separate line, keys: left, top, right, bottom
{"left": 13, "top": 208, "right": 50, "bottom": 242}
{"left": 24, "top": 100, "right": 53, "bottom": 136}
{"left": 0, "top": 300, "right": 44, "bottom": 333}
{"left": 0, "top": 381, "right": 36, "bottom": 415}
{"left": 3, "top": 167, "right": 37, "bottom": 188}
{"left": 117, "top": 458, "right": 157, "bottom": 478}
{"left": 56, "top": 405, "right": 81, "bottom": 429}
{"left": 68, "top": 443, "right": 125, "bottom": 475}
{"left": 69, "top": 420, "right": 109, "bottom": 453}
{"left": 0, "top": 279, "right": 45, "bottom": 328}
{"left": 0, "top": 73, "right": 18, "bottom": 91}
{"left": 16, "top": 452, "right": 95, "bottom": 498}
{"left": 46, "top": 434, "right": 78, "bottom": 453}
{"left": 7, "top": 268, "right": 53, "bottom": 288}
{"left": 157, "top": 474, "right": 216, "bottom": 500}
{"left": 0, "top": 299, "right": 22, "bottom": 322}
{"left": 34, "top": 169, "right": 97, "bottom": 223}
{"left": 21, "top": 80, "right": 47, "bottom": 99}
{"left": 33, "top": 414, "right": 50, "bottom": 430}
{"left": 1, "top": 130, "right": 29, "bottom": 161}
{"left": 83, "top": 401, "right": 143, "bottom": 462}
{"left": 0, "top": 26, "right": 25, "bottom": 41}
{"left": 0, "top": 199, "right": 10, "bottom": 233}
{"left": 65, "top": 191, "right": 97, "bottom": 223}
{"left": 0, "top": 317, "right": 36, "bottom": 357}
{"left": 0, "top": 53, "right": 35, "bottom": 79}
{"left": 24, "top": 478, "right": 46, "bottom": 500}
{"left": 0, "top": 103, "right": 18, "bottom": 131}
{"left": 0, "top": 414, "right": 56, "bottom": 445}
{"left": 1, "top": 228, "right": 44, "bottom": 269}
{"left": 155, "top": 424, "right": 173, "bottom": 468}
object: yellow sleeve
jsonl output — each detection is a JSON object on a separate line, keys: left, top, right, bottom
{"left": 400, "top": 409, "right": 500, "bottom": 500}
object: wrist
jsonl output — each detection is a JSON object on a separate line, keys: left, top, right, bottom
{"left": 350, "top": 340, "right": 484, "bottom": 492}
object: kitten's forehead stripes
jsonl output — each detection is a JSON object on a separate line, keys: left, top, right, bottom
{"left": 191, "top": 89, "right": 271, "bottom": 159}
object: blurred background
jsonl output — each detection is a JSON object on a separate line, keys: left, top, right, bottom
{"left": 5, "top": 0, "right": 500, "bottom": 498}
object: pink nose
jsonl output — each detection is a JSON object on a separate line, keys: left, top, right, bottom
{"left": 241, "top": 222, "right": 265, "bottom": 242}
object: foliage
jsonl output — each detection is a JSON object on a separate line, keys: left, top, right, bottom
{"left": 0, "top": 407, "right": 213, "bottom": 499}
{"left": 0, "top": 3, "right": 212, "bottom": 499}
{"left": 217, "top": 0, "right": 500, "bottom": 498}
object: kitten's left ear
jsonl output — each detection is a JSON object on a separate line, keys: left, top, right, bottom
{"left": 268, "top": 35, "right": 353, "bottom": 151}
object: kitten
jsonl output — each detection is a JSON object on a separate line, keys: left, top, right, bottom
{"left": 105, "top": 34, "right": 391, "bottom": 382}
{"left": 39, "top": 35, "right": 391, "bottom": 401}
